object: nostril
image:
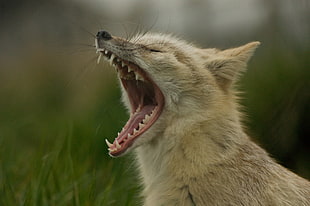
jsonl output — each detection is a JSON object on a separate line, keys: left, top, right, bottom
{"left": 96, "top": 30, "right": 112, "bottom": 40}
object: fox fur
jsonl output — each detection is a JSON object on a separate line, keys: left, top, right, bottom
{"left": 102, "top": 33, "right": 310, "bottom": 205}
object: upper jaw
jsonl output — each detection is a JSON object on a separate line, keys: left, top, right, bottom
{"left": 95, "top": 37, "right": 136, "bottom": 64}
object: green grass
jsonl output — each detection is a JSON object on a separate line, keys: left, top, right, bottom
{"left": 0, "top": 110, "right": 141, "bottom": 206}
{"left": 0, "top": 116, "right": 140, "bottom": 206}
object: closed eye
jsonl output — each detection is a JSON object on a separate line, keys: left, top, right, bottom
{"left": 149, "top": 48, "right": 161, "bottom": 53}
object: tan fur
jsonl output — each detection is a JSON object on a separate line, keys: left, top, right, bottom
{"left": 101, "top": 33, "right": 310, "bottom": 205}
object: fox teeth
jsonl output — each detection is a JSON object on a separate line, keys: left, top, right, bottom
{"left": 109, "top": 54, "right": 115, "bottom": 65}
{"left": 139, "top": 123, "right": 145, "bottom": 130}
{"left": 135, "top": 105, "right": 141, "bottom": 113}
{"left": 121, "top": 62, "right": 126, "bottom": 67}
{"left": 135, "top": 73, "right": 144, "bottom": 81}
{"left": 115, "top": 140, "right": 121, "bottom": 149}
{"left": 105, "top": 139, "right": 113, "bottom": 147}
{"left": 97, "top": 53, "right": 102, "bottom": 64}
{"left": 143, "top": 114, "right": 151, "bottom": 123}
{"left": 128, "top": 67, "right": 133, "bottom": 73}
{"left": 133, "top": 128, "right": 139, "bottom": 135}
{"left": 104, "top": 50, "right": 108, "bottom": 55}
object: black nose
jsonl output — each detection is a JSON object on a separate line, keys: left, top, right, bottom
{"left": 96, "top": 30, "right": 112, "bottom": 40}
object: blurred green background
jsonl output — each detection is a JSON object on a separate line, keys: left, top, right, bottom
{"left": 0, "top": 0, "right": 309, "bottom": 205}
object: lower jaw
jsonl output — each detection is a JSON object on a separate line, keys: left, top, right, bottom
{"left": 109, "top": 104, "right": 163, "bottom": 157}
{"left": 108, "top": 86, "right": 164, "bottom": 157}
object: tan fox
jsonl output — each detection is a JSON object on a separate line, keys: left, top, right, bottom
{"left": 95, "top": 30, "right": 310, "bottom": 206}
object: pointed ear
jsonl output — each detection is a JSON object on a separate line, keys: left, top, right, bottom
{"left": 205, "top": 41, "right": 260, "bottom": 90}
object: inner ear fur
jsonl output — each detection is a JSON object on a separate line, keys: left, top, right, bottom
{"left": 205, "top": 41, "right": 260, "bottom": 91}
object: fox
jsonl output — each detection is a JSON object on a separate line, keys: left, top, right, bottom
{"left": 95, "top": 30, "right": 310, "bottom": 206}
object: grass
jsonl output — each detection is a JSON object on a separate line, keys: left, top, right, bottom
{"left": 0, "top": 116, "right": 141, "bottom": 205}
{"left": 0, "top": 109, "right": 141, "bottom": 206}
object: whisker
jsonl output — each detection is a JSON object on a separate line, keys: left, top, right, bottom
{"left": 122, "top": 23, "right": 130, "bottom": 42}
{"left": 66, "top": 55, "right": 98, "bottom": 87}
{"left": 67, "top": 43, "right": 96, "bottom": 48}
{"left": 69, "top": 20, "right": 96, "bottom": 38}
{"left": 66, "top": 48, "right": 96, "bottom": 56}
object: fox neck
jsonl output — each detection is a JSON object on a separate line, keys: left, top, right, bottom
{"left": 135, "top": 98, "right": 248, "bottom": 187}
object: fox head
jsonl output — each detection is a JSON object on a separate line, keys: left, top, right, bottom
{"left": 95, "top": 31, "right": 260, "bottom": 157}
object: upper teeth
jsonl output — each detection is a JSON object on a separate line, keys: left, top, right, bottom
{"left": 97, "top": 53, "right": 102, "bottom": 64}
{"left": 109, "top": 54, "right": 116, "bottom": 65}
{"left": 136, "top": 74, "right": 144, "bottom": 81}
{"left": 105, "top": 139, "right": 113, "bottom": 147}
{"left": 97, "top": 48, "right": 145, "bottom": 82}
{"left": 115, "top": 140, "right": 121, "bottom": 149}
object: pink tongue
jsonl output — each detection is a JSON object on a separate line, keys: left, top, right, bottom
{"left": 116, "top": 105, "right": 155, "bottom": 143}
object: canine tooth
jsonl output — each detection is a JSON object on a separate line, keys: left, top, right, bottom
{"left": 133, "top": 128, "right": 138, "bottom": 135}
{"left": 104, "top": 50, "right": 108, "bottom": 55}
{"left": 97, "top": 53, "right": 102, "bottom": 64}
{"left": 115, "top": 140, "right": 121, "bottom": 149}
{"left": 109, "top": 54, "right": 115, "bottom": 65}
{"left": 105, "top": 139, "right": 113, "bottom": 147}
{"left": 121, "top": 61, "right": 126, "bottom": 67}
{"left": 117, "top": 132, "right": 120, "bottom": 136}
{"left": 128, "top": 67, "right": 132, "bottom": 73}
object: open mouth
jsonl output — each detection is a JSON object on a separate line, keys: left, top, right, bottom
{"left": 97, "top": 49, "right": 165, "bottom": 156}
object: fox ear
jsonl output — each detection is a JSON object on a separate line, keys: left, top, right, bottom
{"left": 205, "top": 41, "right": 260, "bottom": 90}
